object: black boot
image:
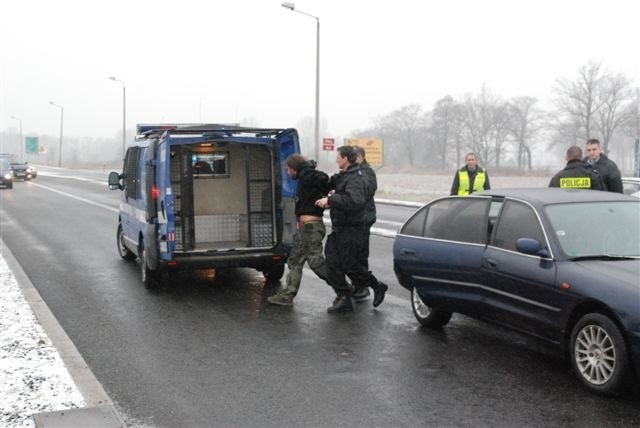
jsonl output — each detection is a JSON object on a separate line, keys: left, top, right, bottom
{"left": 372, "top": 281, "right": 388, "bottom": 307}
{"left": 327, "top": 295, "right": 354, "bottom": 313}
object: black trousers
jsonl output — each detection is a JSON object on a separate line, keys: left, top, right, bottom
{"left": 325, "top": 226, "right": 378, "bottom": 295}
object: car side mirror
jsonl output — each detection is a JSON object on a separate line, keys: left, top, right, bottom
{"left": 516, "top": 238, "right": 551, "bottom": 258}
{"left": 108, "top": 171, "right": 124, "bottom": 190}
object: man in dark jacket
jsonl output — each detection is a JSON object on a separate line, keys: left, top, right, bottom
{"left": 315, "top": 146, "right": 388, "bottom": 313}
{"left": 585, "top": 139, "right": 623, "bottom": 193}
{"left": 352, "top": 145, "right": 376, "bottom": 301}
{"left": 450, "top": 152, "right": 491, "bottom": 195}
{"left": 268, "top": 154, "right": 331, "bottom": 306}
{"left": 549, "top": 146, "right": 604, "bottom": 190}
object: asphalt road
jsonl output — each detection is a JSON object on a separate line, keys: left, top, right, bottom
{"left": 1, "top": 169, "right": 639, "bottom": 427}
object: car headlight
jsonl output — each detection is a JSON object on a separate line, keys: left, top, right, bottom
{"left": 26, "top": 168, "right": 32, "bottom": 173}
{"left": 4, "top": 173, "right": 12, "bottom": 180}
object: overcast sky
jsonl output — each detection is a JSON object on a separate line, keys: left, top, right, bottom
{"left": 1, "top": 0, "right": 638, "bottom": 143}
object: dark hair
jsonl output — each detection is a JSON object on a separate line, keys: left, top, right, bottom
{"left": 566, "top": 145, "right": 583, "bottom": 160}
{"left": 337, "top": 145, "right": 357, "bottom": 164}
{"left": 353, "top": 145, "right": 366, "bottom": 159}
{"left": 285, "top": 154, "right": 307, "bottom": 171}
{"left": 586, "top": 138, "right": 601, "bottom": 146}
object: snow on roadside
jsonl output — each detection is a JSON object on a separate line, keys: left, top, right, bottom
{"left": 0, "top": 255, "right": 85, "bottom": 428}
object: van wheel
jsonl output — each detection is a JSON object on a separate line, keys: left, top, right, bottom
{"left": 117, "top": 224, "right": 136, "bottom": 261}
{"left": 263, "top": 265, "right": 285, "bottom": 282}
{"left": 569, "top": 313, "right": 630, "bottom": 396}
{"left": 139, "top": 240, "right": 158, "bottom": 289}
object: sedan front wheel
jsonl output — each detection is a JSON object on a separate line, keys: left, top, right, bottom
{"left": 570, "top": 313, "right": 630, "bottom": 395}
{"left": 411, "top": 287, "right": 452, "bottom": 328}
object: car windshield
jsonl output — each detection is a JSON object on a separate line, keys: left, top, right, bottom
{"left": 545, "top": 201, "right": 640, "bottom": 258}
{"left": 1, "top": 159, "right": 11, "bottom": 170}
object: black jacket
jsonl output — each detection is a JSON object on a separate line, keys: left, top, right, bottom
{"left": 294, "top": 161, "right": 329, "bottom": 217}
{"left": 359, "top": 161, "right": 377, "bottom": 226}
{"left": 549, "top": 160, "right": 604, "bottom": 190}
{"left": 327, "top": 164, "right": 367, "bottom": 228}
{"left": 585, "top": 154, "right": 623, "bottom": 193}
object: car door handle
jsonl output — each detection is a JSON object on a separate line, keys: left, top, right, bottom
{"left": 485, "top": 258, "right": 498, "bottom": 269}
{"left": 400, "top": 248, "right": 416, "bottom": 256}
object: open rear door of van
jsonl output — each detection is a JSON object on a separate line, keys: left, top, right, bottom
{"left": 276, "top": 129, "right": 301, "bottom": 246}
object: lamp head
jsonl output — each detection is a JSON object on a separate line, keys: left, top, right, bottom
{"left": 281, "top": 2, "right": 295, "bottom": 10}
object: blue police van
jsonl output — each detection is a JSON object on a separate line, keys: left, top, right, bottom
{"left": 108, "top": 124, "right": 300, "bottom": 288}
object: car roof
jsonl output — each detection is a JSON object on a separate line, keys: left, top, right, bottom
{"left": 477, "top": 187, "right": 637, "bottom": 205}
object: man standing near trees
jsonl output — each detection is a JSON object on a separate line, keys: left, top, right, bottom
{"left": 450, "top": 152, "right": 491, "bottom": 196}
{"left": 584, "top": 139, "right": 624, "bottom": 193}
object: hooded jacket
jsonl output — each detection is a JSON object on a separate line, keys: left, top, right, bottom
{"left": 294, "top": 161, "right": 329, "bottom": 218}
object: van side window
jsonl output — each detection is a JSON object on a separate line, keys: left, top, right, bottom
{"left": 124, "top": 147, "right": 140, "bottom": 199}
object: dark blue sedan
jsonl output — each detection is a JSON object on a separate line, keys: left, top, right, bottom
{"left": 393, "top": 188, "right": 639, "bottom": 396}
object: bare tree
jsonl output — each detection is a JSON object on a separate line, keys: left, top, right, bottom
{"left": 460, "top": 84, "right": 511, "bottom": 167}
{"left": 594, "top": 72, "right": 633, "bottom": 154}
{"left": 507, "top": 96, "right": 544, "bottom": 171}
{"left": 430, "top": 95, "right": 464, "bottom": 169}
{"left": 553, "top": 60, "right": 609, "bottom": 141}
{"left": 374, "top": 104, "right": 427, "bottom": 168}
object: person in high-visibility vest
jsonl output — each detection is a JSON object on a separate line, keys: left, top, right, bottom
{"left": 450, "top": 152, "right": 491, "bottom": 196}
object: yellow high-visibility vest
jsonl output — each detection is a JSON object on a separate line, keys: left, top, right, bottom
{"left": 458, "top": 169, "right": 486, "bottom": 196}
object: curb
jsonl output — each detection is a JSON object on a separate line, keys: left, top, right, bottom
{"left": 1, "top": 239, "right": 126, "bottom": 427}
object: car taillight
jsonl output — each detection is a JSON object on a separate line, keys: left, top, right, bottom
{"left": 152, "top": 185, "right": 160, "bottom": 199}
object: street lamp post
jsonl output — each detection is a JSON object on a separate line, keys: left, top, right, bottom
{"left": 108, "top": 76, "right": 127, "bottom": 157}
{"left": 48, "top": 101, "right": 64, "bottom": 167}
{"left": 10, "top": 116, "right": 23, "bottom": 159}
{"left": 281, "top": 2, "right": 320, "bottom": 162}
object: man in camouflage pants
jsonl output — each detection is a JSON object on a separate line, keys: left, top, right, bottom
{"left": 268, "top": 154, "right": 332, "bottom": 306}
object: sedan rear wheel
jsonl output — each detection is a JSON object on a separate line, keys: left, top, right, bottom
{"left": 411, "top": 287, "right": 452, "bottom": 328}
{"left": 570, "top": 313, "right": 629, "bottom": 395}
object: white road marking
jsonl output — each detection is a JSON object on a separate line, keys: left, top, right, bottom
{"left": 29, "top": 182, "right": 118, "bottom": 213}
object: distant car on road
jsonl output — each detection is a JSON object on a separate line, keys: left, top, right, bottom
{"left": 393, "top": 188, "right": 639, "bottom": 396}
{"left": 622, "top": 177, "right": 640, "bottom": 198}
{"left": 10, "top": 161, "right": 36, "bottom": 180}
{"left": 0, "top": 158, "right": 14, "bottom": 189}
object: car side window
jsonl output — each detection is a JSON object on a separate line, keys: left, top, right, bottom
{"left": 423, "top": 198, "right": 489, "bottom": 244}
{"left": 399, "top": 206, "right": 428, "bottom": 237}
{"left": 492, "top": 200, "right": 545, "bottom": 252}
